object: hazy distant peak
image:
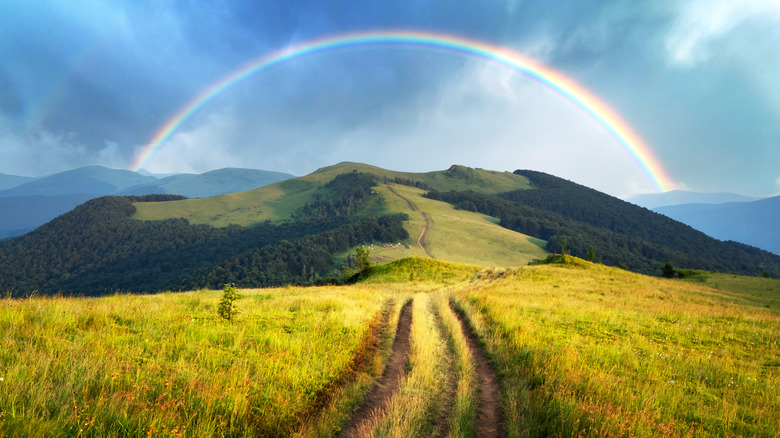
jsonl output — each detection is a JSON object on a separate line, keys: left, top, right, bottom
{"left": 624, "top": 190, "right": 759, "bottom": 209}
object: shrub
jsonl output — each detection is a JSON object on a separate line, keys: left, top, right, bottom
{"left": 218, "top": 283, "right": 239, "bottom": 322}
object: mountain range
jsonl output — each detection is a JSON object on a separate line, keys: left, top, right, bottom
{"left": 655, "top": 196, "right": 780, "bottom": 255}
{"left": 0, "top": 166, "right": 294, "bottom": 239}
{"left": 1, "top": 162, "right": 777, "bottom": 296}
{"left": 626, "top": 190, "right": 779, "bottom": 255}
{"left": 624, "top": 190, "right": 760, "bottom": 209}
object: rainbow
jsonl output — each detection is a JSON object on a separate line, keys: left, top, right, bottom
{"left": 131, "top": 30, "right": 675, "bottom": 192}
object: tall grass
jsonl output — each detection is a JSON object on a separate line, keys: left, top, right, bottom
{"left": 2, "top": 258, "right": 777, "bottom": 437}
{"left": 0, "top": 286, "right": 390, "bottom": 437}
{"left": 371, "top": 294, "right": 451, "bottom": 437}
{"left": 453, "top": 261, "right": 780, "bottom": 437}
{"left": 436, "top": 296, "right": 478, "bottom": 437}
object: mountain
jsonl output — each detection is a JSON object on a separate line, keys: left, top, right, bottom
{"left": 655, "top": 196, "right": 780, "bottom": 254}
{"left": 0, "top": 172, "right": 35, "bottom": 191}
{"left": 0, "top": 165, "right": 158, "bottom": 197}
{"left": 0, "top": 194, "right": 97, "bottom": 239}
{"left": 625, "top": 190, "right": 759, "bottom": 209}
{"left": 0, "top": 166, "right": 294, "bottom": 240}
{"left": 120, "top": 167, "right": 295, "bottom": 198}
{"left": 1, "top": 162, "right": 777, "bottom": 296}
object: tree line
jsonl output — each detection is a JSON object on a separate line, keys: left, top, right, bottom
{"left": 425, "top": 169, "right": 779, "bottom": 277}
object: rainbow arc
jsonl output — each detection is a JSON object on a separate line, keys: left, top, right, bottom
{"left": 131, "top": 30, "right": 675, "bottom": 192}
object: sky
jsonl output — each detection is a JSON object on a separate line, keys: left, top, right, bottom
{"left": 1, "top": 0, "right": 779, "bottom": 198}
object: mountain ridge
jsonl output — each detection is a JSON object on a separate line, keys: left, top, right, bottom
{"left": 1, "top": 162, "right": 777, "bottom": 296}
{"left": 625, "top": 189, "right": 760, "bottom": 209}
{"left": 656, "top": 195, "right": 780, "bottom": 255}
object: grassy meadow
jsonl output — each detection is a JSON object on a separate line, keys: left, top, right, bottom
{"left": 452, "top": 257, "right": 780, "bottom": 437}
{"left": 0, "top": 286, "right": 401, "bottom": 437}
{"left": 1, "top": 257, "right": 778, "bottom": 437}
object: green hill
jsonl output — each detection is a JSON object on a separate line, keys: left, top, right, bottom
{"left": 131, "top": 162, "right": 545, "bottom": 269}
{"left": 1, "top": 162, "right": 778, "bottom": 296}
{"left": 131, "top": 162, "right": 532, "bottom": 226}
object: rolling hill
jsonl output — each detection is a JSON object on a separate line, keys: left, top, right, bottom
{"left": 0, "top": 172, "right": 35, "bottom": 190}
{"left": 0, "top": 162, "right": 777, "bottom": 296}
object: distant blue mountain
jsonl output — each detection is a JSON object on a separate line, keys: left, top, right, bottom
{"left": 0, "top": 194, "right": 96, "bottom": 239}
{"left": 0, "top": 166, "right": 294, "bottom": 239}
{"left": 0, "top": 166, "right": 157, "bottom": 197}
{"left": 0, "top": 172, "right": 36, "bottom": 191}
{"left": 655, "top": 196, "right": 780, "bottom": 255}
{"left": 625, "top": 190, "right": 759, "bottom": 210}
{"left": 121, "top": 168, "right": 295, "bottom": 198}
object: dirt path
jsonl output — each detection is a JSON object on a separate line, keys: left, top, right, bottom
{"left": 386, "top": 185, "right": 417, "bottom": 212}
{"left": 385, "top": 185, "right": 433, "bottom": 259}
{"left": 418, "top": 212, "right": 432, "bottom": 258}
{"left": 449, "top": 302, "right": 505, "bottom": 438}
{"left": 340, "top": 300, "right": 414, "bottom": 438}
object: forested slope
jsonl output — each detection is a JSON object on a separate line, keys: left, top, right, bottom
{"left": 0, "top": 177, "right": 407, "bottom": 296}
{"left": 426, "top": 170, "right": 779, "bottom": 276}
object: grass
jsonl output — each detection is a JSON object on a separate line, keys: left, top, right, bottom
{"left": 452, "top": 260, "right": 780, "bottom": 437}
{"left": 0, "top": 286, "right": 394, "bottom": 437}
{"left": 334, "top": 184, "right": 548, "bottom": 269}
{"left": 2, "top": 257, "right": 777, "bottom": 437}
{"left": 131, "top": 162, "right": 533, "bottom": 228}
{"left": 368, "top": 294, "right": 451, "bottom": 437}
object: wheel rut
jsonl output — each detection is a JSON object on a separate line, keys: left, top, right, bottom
{"left": 449, "top": 301, "right": 505, "bottom": 438}
{"left": 340, "top": 300, "right": 414, "bottom": 438}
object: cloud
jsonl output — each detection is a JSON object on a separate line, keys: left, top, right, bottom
{"left": 139, "top": 110, "right": 242, "bottom": 174}
{"left": 665, "top": 0, "right": 780, "bottom": 67}
{"left": 321, "top": 61, "right": 664, "bottom": 197}
{"left": 0, "top": 119, "right": 129, "bottom": 176}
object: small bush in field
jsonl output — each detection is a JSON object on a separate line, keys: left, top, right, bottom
{"left": 218, "top": 283, "right": 239, "bottom": 321}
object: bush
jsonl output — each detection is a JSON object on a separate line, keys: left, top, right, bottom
{"left": 218, "top": 283, "right": 239, "bottom": 322}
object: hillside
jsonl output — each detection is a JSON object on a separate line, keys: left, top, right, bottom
{"left": 0, "top": 172, "right": 35, "bottom": 190}
{"left": 426, "top": 169, "right": 780, "bottom": 276}
{"left": 1, "top": 162, "right": 778, "bottom": 296}
{"left": 656, "top": 195, "right": 780, "bottom": 255}
{"left": 0, "top": 163, "right": 544, "bottom": 295}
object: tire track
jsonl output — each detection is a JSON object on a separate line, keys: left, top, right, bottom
{"left": 385, "top": 185, "right": 433, "bottom": 259}
{"left": 449, "top": 301, "right": 505, "bottom": 438}
{"left": 340, "top": 300, "right": 414, "bottom": 438}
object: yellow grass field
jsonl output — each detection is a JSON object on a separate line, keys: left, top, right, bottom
{"left": 1, "top": 257, "right": 778, "bottom": 437}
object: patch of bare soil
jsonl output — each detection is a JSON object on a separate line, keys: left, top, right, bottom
{"left": 450, "top": 301, "right": 505, "bottom": 438}
{"left": 339, "top": 300, "right": 414, "bottom": 438}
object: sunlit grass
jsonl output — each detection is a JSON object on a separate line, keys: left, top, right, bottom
{"left": 2, "top": 257, "right": 777, "bottom": 437}
{"left": 453, "top": 258, "right": 780, "bottom": 437}
{"left": 0, "top": 286, "right": 391, "bottom": 436}
{"left": 372, "top": 294, "right": 451, "bottom": 437}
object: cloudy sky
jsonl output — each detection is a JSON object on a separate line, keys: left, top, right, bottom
{"left": 1, "top": 0, "right": 779, "bottom": 197}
